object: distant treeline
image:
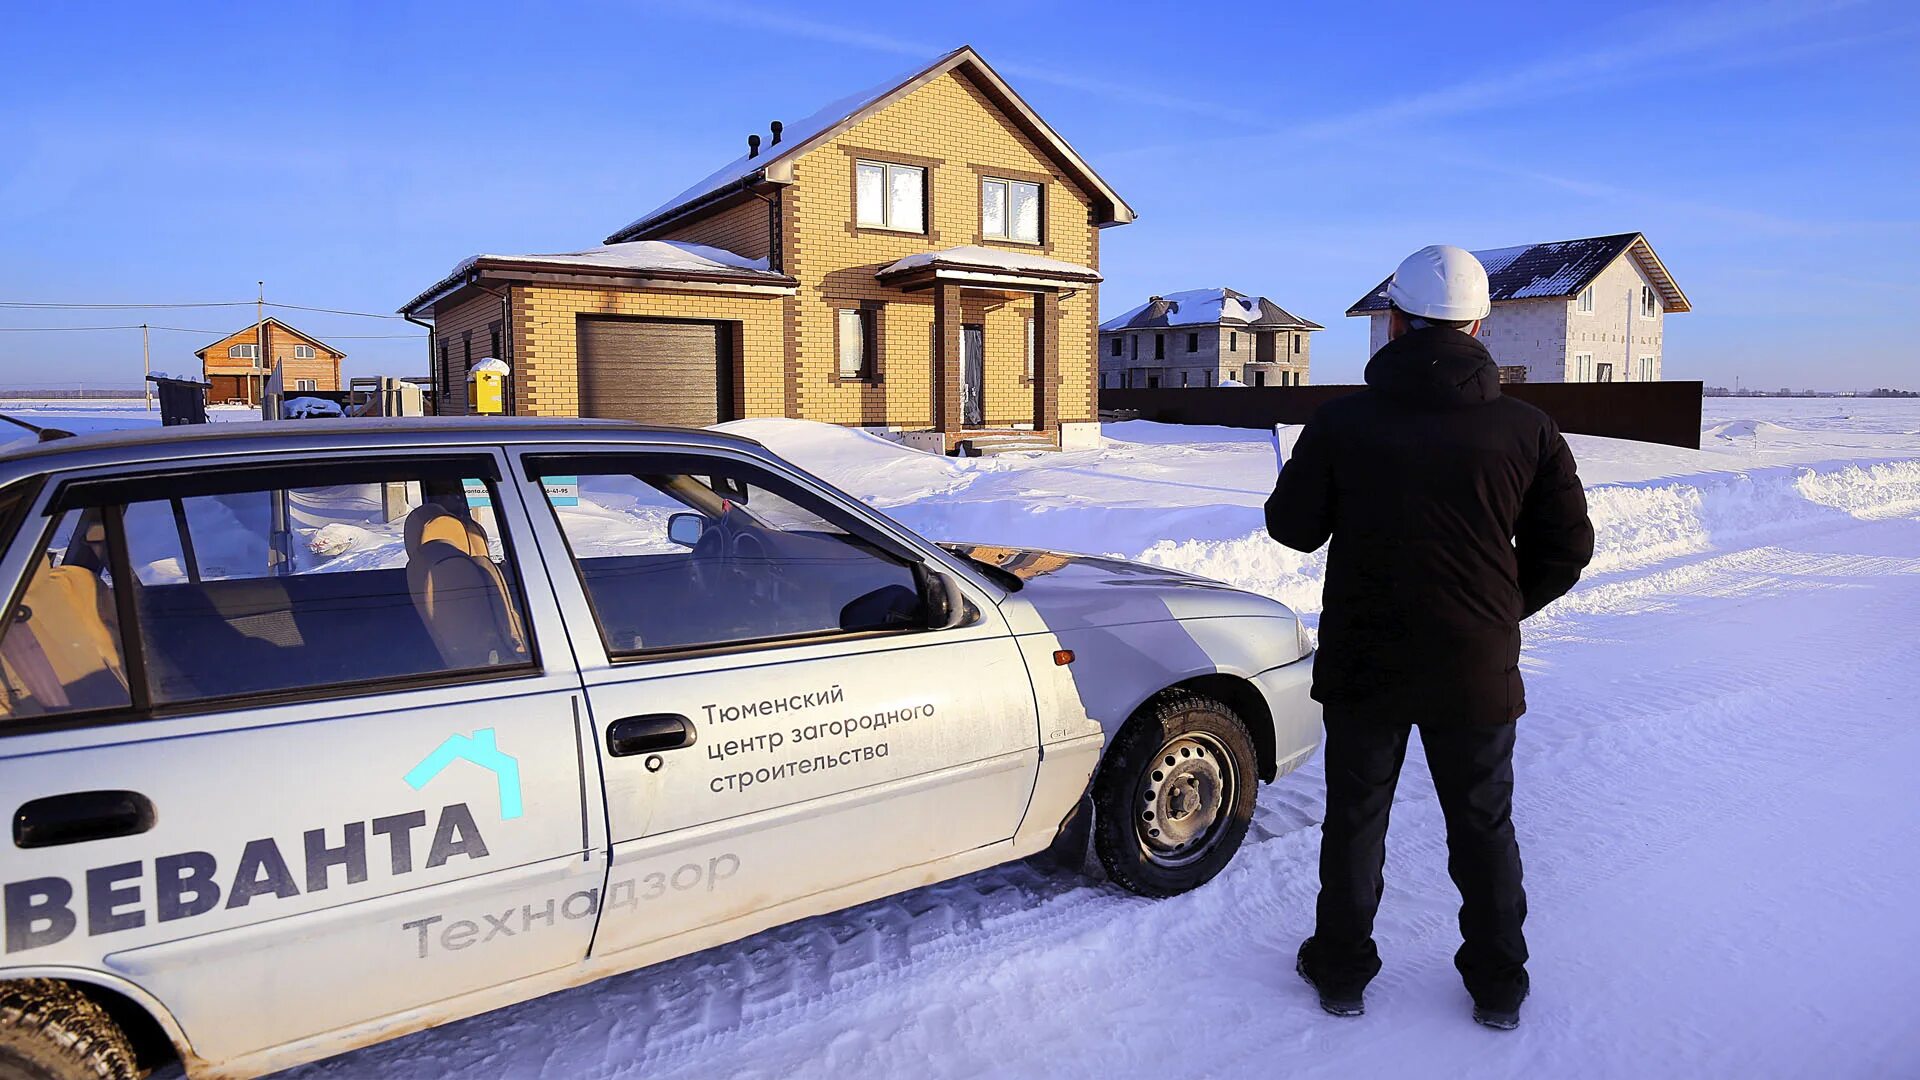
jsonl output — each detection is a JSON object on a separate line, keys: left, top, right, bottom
{"left": 0, "top": 388, "right": 145, "bottom": 399}
{"left": 1703, "top": 388, "right": 1917, "bottom": 398}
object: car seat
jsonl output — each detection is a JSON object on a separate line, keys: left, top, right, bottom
{"left": 403, "top": 505, "right": 527, "bottom": 669}
{"left": 0, "top": 554, "right": 129, "bottom": 716}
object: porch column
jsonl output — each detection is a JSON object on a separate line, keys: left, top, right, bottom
{"left": 1032, "top": 290, "right": 1060, "bottom": 435}
{"left": 933, "top": 281, "right": 964, "bottom": 435}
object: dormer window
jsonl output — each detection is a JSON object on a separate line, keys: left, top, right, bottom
{"left": 855, "top": 160, "right": 924, "bottom": 232}
{"left": 981, "top": 177, "right": 1041, "bottom": 243}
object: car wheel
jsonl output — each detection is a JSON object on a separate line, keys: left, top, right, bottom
{"left": 0, "top": 980, "right": 139, "bottom": 1080}
{"left": 1093, "top": 690, "right": 1258, "bottom": 897}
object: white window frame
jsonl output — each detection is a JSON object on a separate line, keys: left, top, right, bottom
{"left": 855, "top": 159, "right": 924, "bottom": 233}
{"left": 980, "top": 176, "right": 1042, "bottom": 244}
{"left": 1639, "top": 284, "right": 1659, "bottom": 319}
{"left": 1639, "top": 355, "right": 1656, "bottom": 381}
{"left": 227, "top": 343, "right": 259, "bottom": 360}
{"left": 1576, "top": 286, "right": 1595, "bottom": 314}
{"left": 836, "top": 307, "right": 875, "bottom": 381}
{"left": 293, "top": 344, "right": 316, "bottom": 359}
{"left": 294, "top": 378, "right": 317, "bottom": 391}
{"left": 1573, "top": 352, "right": 1594, "bottom": 382}
{"left": 1025, "top": 317, "right": 1036, "bottom": 381}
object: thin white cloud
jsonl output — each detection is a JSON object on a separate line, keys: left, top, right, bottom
{"left": 639, "top": 0, "right": 1261, "bottom": 123}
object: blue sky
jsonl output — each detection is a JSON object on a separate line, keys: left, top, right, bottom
{"left": 1, "top": 0, "right": 1915, "bottom": 390}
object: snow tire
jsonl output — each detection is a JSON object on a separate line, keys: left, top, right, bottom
{"left": 1093, "top": 690, "right": 1258, "bottom": 897}
{"left": 0, "top": 980, "right": 139, "bottom": 1080}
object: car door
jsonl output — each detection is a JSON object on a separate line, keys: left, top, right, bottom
{"left": 510, "top": 444, "right": 1039, "bottom": 961}
{"left": 0, "top": 449, "right": 603, "bottom": 1069}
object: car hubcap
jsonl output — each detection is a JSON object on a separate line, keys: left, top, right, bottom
{"left": 1136, "top": 731, "right": 1234, "bottom": 868}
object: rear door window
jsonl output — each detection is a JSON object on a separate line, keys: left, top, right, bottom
{"left": 0, "top": 507, "right": 131, "bottom": 719}
{"left": 3, "top": 456, "right": 537, "bottom": 724}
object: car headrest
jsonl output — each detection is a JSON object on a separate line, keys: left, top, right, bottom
{"left": 417, "top": 514, "right": 471, "bottom": 554}
{"left": 461, "top": 518, "right": 491, "bottom": 559}
{"left": 404, "top": 504, "right": 452, "bottom": 558}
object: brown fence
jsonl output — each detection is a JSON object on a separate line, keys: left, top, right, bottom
{"left": 1100, "top": 381, "right": 1704, "bottom": 449}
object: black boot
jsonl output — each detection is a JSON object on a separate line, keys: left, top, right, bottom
{"left": 1469, "top": 973, "right": 1529, "bottom": 1030}
{"left": 1296, "top": 939, "right": 1366, "bottom": 1017}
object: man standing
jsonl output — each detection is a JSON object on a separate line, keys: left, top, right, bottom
{"left": 1267, "top": 245, "right": 1595, "bottom": 1029}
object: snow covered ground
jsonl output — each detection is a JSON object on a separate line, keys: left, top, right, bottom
{"left": 5, "top": 398, "right": 1919, "bottom": 1077}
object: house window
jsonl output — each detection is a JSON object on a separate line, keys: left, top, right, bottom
{"left": 1498, "top": 365, "right": 1529, "bottom": 384}
{"left": 1025, "top": 317, "right": 1036, "bottom": 381}
{"left": 1180, "top": 371, "right": 1189, "bottom": 387}
{"left": 855, "top": 160, "right": 924, "bottom": 232}
{"left": 1110, "top": 337, "right": 1122, "bottom": 357}
{"left": 1205, "top": 370, "right": 1214, "bottom": 387}
{"left": 1229, "top": 332, "right": 1238, "bottom": 352}
{"left": 1229, "top": 369, "right": 1237, "bottom": 381}
{"left": 1596, "top": 362, "right": 1614, "bottom": 382}
{"left": 1146, "top": 374, "right": 1160, "bottom": 388}
{"left": 489, "top": 321, "right": 502, "bottom": 359}
{"left": 437, "top": 343, "right": 449, "bottom": 395}
{"left": 1251, "top": 370, "right": 1265, "bottom": 386}
{"left": 1573, "top": 352, "right": 1594, "bottom": 381}
{"left": 1639, "top": 285, "right": 1658, "bottom": 318}
{"left": 1186, "top": 332, "right": 1198, "bottom": 352}
{"left": 1639, "top": 356, "right": 1656, "bottom": 381}
{"left": 462, "top": 332, "right": 472, "bottom": 371}
{"left": 1130, "top": 336, "right": 1138, "bottom": 360}
{"left": 227, "top": 343, "right": 258, "bottom": 360}
{"left": 981, "top": 177, "right": 1042, "bottom": 243}
{"left": 294, "top": 378, "right": 317, "bottom": 391}
{"left": 1292, "top": 334, "right": 1302, "bottom": 354}
{"left": 1154, "top": 333, "right": 1165, "bottom": 360}
{"left": 292, "top": 344, "right": 316, "bottom": 359}
{"left": 836, "top": 308, "right": 876, "bottom": 380}
{"left": 1576, "top": 286, "right": 1595, "bottom": 314}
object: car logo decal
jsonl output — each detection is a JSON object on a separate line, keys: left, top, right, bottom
{"left": 405, "top": 729, "right": 524, "bottom": 821}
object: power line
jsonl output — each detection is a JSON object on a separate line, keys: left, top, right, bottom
{"left": 0, "top": 324, "right": 225, "bottom": 333}
{"left": 0, "top": 299, "right": 406, "bottom": 320}
{"left": 265, "top": 301, "right": 408, "bottom": 320}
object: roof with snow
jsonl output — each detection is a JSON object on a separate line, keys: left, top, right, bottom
{"left": 194, "top": 317, "right": 344, "bottom": 360}
{"left": 875, "top": 244, "right": 1100, "bottom": 282}
{"left": 605, "top": 45, "right": 1135, "bottom": 243}
{"left": 1345, "top": 232, "right": 1691, "bottom": 316}
{"left": 400, "top": 240, "right": 796, "bottom": 316}
{"left": 1100, "top": 288, "right": 1323, "bottom": 332}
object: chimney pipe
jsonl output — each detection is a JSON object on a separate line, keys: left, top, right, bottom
{"left": 770, "top": 120, "right": 784, "bottom": 146}
{"left": 747, "top": 133, "right": 761, "bottom": 159}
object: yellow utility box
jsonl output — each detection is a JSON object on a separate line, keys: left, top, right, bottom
{"left": 466, "top": 357, "right": 510, "bottom": 415}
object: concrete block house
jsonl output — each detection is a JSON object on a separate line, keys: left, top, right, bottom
{"left": 1346, "top": 232, "right": 1690, "bottom": 383}
{"left": 401, "top": 45, "right": 1133, "bottom": 453}
{"left": 1098, "top": 288, "right": 1320, "bottom": 389}
{"left": 196, "top": 318, "right": 344, "bottom": 404}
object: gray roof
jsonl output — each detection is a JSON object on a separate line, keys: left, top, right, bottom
{"left": 0, "top": 417, "right": 766, "bottom": 477}
{"left": 1100, "top": 288, "right": 1323, "bottom": 332}
{"left": 1346, "top": 232, "right": 1691, "bottom": 315}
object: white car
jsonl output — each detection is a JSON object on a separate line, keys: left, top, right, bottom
{"left": 0, "top": 418, "right": 1319, "bottom": 1079}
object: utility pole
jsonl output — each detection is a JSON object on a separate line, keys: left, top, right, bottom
{"left": 142, "top": 323, "right": 152, "bottom": 410}
{"left": 256, "top": 280, "right": 266, "bottom": 408}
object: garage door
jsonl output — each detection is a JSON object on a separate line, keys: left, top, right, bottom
{"left": 577, "top": 318, "right": 730, "bottom": 426}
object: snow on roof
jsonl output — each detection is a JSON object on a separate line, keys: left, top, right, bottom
{"left": 446, "top": 240, "right": 777, "bottom": 280}
{"left": 877, "top": 244, "right": 1099, "bottom": 279}
{"left": 1100, "top": 288, "right": 1322, "bottom": 332}
{"left": 1345, "top": 233, "right": 1678, "bottom": 314}
{"left": 610, "top": 59, "right": 938, "bottom": 243}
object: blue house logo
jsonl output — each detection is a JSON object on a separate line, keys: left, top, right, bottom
{"left": 405, "top": 728, "right": 523, "bottom": 821}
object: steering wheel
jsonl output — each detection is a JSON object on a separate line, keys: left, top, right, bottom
{"left": 688, "top": 507, "right": 786, "bottom": 609}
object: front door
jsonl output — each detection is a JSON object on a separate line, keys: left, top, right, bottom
{"left": 514, "top": 446, "right": 1039, "bottom": 962}
{"left": 962, "top": 324, "right": 985, "bottom": 427}
{"left": 0, "top": 450, "right": 600, "bottom": 1067}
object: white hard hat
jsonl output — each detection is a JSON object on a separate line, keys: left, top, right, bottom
{"left": 1385, "top": 244, "right": 1491, "bottom": 322}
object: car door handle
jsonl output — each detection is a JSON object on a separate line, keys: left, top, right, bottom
{"left": 606, "top": 714, "right": 697, "bottom": 757}
{"left": 14, "top": 790, "right": 157, "bottom": 849}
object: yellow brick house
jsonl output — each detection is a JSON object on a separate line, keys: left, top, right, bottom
{"left": 400, "top": 45, "right": 1133, "bottom": 452}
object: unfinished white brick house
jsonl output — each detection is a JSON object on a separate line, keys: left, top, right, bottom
{"left": 1098, "top": 288, "right": 1322, "bottom": 389}
{"left": 1346, "top": 233, "right": 1690, "bottom": 383}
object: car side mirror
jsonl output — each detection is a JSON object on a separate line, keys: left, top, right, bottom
{"left": 923, "top": 569, "right": 973, "bottom": 631}
{"left": 667, "top": 513, "right": 707, "bottom": 548}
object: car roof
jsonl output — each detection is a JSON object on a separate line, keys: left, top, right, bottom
{"left": 0, "top": 417, "right": 769, "bottom": 484}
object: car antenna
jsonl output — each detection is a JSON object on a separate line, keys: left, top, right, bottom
{"left": 0, "top": 413, "right": 75, "bottom": 442}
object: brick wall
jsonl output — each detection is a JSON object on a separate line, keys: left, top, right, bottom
{"left": 783, "top": 67, "right": 1102, "bottom": 429}
{"left": 510, "top": 284, "right": 786, "bottom": 419}
{"left": 657, "top": 198, "right": 772, "bottom": 264}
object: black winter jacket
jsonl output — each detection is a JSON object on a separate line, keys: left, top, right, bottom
{"left": 1266, "top": 326, "right": 1595, "bottom": 725}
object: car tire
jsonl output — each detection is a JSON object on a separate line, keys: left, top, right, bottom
{"left": 1093, "top": 690, "right": 1258, "bottom": 897}
{"left": 0, "top": 980, "right": 139, "bottom": 1080}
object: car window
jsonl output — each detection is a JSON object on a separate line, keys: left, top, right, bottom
{"left": 0, "top": 507, "right": 131, "bottom": 720}
{"left": 13, "top": 458, "right": 535, "bottom": 717}
{"left": 533, "top": 455, "right": 924, "bottom": 655}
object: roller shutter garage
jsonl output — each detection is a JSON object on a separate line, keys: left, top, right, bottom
{"left": 577, "top": 318, "right": 731, "bottom": 426}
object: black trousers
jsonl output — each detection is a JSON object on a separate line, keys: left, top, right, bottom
{"left": 1308, "top": 714, "right": 1528, "bottom": 1001}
